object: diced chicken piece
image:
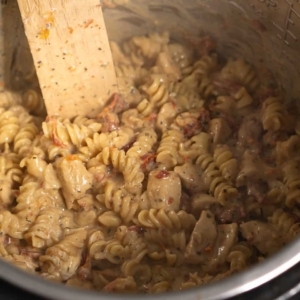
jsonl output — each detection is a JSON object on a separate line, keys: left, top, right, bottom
{"left": 185, "top": 210, "right": 217, "bottom": 264}
{"left": 174, "top": 163, "right": 206, "bottom": 194}
{"left": 236, "top": 150, "right": 278, "bottom": 203}
{"left": 238, "top": 113, "right": 263, "bottom": 152}
{"left": 147, "top": 170, "right": 181, "bottom": 211}
{"left": 236, "top": 150, "right": 278, "bottom": 187}
{"left": 156, "top": 52, "right": 181, "bottom": 81}
{"left": 207, "top": 223, "right": 238, "bottom": 273}
{"left": 156, "top": 102, "right": 179, "bottom": 133}
{"left": 208, "top": 118, "right": 232, "bottom": 144}
{"left": 167, "top": 43, "right": 194, "bottom": 69}
{"left": 240, "top": 220, "right": 287, "bottom": 256}
{"left": 185, "top": 210, "right": 238, "bottom": 272}
{"left": 42, "top": 164, "right": 61, "bottom": 190}
{"left": 57, "top": 156, "right": 93, "bottom": 209}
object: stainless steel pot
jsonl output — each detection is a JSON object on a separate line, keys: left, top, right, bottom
{"left": 1, "top": 0, "right": 300, "bottom": 299}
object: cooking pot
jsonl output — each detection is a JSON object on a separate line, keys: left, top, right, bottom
{"left": 1, "top": 0, "right": 300, "bottom": 299}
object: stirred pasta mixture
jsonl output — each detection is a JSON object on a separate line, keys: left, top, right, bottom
{"left": 0, "top": 31, "right": 299, "bottom": 293}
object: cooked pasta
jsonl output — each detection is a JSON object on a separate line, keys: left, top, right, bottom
{"left": 0, "top": 30, "right": 299, "bottom": 295}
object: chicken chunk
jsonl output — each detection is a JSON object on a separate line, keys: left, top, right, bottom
{"left": 147, "top": 169, "right": 181, "bottom": 211}
{"left": 185, "top": 210, "right": 238, "bottom": 273}
{"left": 57, "top": 156, "right": 93, "bottom": 209}
{"left": 185, "top": 210, "right": 217, "bottom": 264}
{"left": 156, "top": 102, "right": 179, "bottom": 133}
{"left": 174, "top": 163, "right": 206, "bottom": 194}
{"left": 208, "top": 118, "right": 232, "bottom": 144}
{"left": 238, "top": 113, "right": 263, "bottom": 153}
{"left": 240, "top": 220, "right": 287, "bottom": 256}
{"left": 208, "top": 223, "right": 238, "bottom": 273}
{"left": 156, "top": 52, "right": 181, "bottom": 81}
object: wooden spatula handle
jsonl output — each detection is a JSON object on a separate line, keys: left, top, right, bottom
{"left": 17, "top": 0, "right": 118, "bottom": 118}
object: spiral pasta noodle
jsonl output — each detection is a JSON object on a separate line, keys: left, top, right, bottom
{"left": 80, "top": 127, "right": 134, "bottom": 158}
{"left": 141, "top": 75, "right": 169, "bottom": 109}
{"left": 269, "top": 209, "right": 300, "bottom": 238}
{"left": 14, "top": 122, "right": 39, "bottom": 156}
{"left": 0, "top": 90, "right": 22, "bottom": 109}
{"left": 196, "top": 152, "right": 238, "bottom": 205}
{"left": 262, "top": 97, "right": 284, "bottom": 131}
{"left": 0, "top": 109, "right": 20, "bottom": 145}
{"left": 131, "top": 32, "right": 169, "bottom": 60}
{"left": 227, "top": 242, "right": 253, "bottom": 272}
{"left": 97, "top": 147, "right": 144, "bottom": 193}
{"left": 97, "top": 181, "right": 140, "bottom": 224}
{"left": 221, "top": 58, "right": 259, "bottom": 92}
{"left": 137, "top": 209, "right": 196, "bottom": 230}
{"left": 42, "top": 117, "right": 102, "bottom": 148}
{"left": 156, "top": 129, "right": 183, "bottom": 169}
{"left": 126, "top": 128, "right": 157, "bottom": 159}
{"left": 213, "top": 145, "right": 238, "bottom": 182}
{"left": 144, "top": 228, "right": 186, "bottom": 251}
{"left": 22, "top": 89, "right": 46, "bottom": 116}
{"left": 282, "top": 160, "right": 300, "bottom": 208}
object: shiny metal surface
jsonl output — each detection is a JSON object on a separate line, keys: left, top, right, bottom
{"left": 0, "top": 0, "right": 300, "bottom": 299}
{"left": 103, "top": 0, "right": 300, "bottom": 102}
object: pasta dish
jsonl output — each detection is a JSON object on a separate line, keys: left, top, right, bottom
{"left": 0, "top": 31, "right": 299, "bottom": 293}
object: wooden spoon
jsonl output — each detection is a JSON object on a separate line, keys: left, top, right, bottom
{"left": 17, "top": 0, "right": 118, "bottom": 119}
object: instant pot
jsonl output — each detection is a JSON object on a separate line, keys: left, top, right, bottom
{"left": 0, "top": 0, "right": 300, "bottom": 299}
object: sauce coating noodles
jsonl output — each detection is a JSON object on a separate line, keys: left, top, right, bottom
{"left": 0, "top": 32, "right": 299, "bottom": 293}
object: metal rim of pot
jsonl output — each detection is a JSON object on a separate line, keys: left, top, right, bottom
{"left": 0, "top": 237, "right": 299, "bottom": 300}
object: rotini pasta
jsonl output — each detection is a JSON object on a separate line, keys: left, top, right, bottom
{"left": 268, "top": 208, "right": 300, "bottom": 239}
{"left": 262, "top": 97, "right": 284, "bottom": 131}
{"left": 220, "top": 58, "right": 259, "bottom": 92}
{"left": 196, "top": 152, "right": 238, "bottom": 205}
{"left": 97, "top": 181, "right": 140, "bottom": 224}
{"left": 136, "top": 209, "right": 196, "bottom": 230}
{"left": 213, "top": 145, "right": 238, "bottom": 182}
{"left": 156, "top": 129, "right": 183, "bottom": 168}
{"left": 227, "top": 242, "right": 253, "bottom": 272}
{"left": 0, "top": 30, "right": 299, "bottom": 295}
{"left": 0, "top": 109, "right": 20, "bottom": 145}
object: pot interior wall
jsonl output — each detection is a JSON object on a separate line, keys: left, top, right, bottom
{"left": 0, "top": 0, "right": 300, "bottom": 297}
{"left": 1, "top": 0, "right": 300, "bottom": 104}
